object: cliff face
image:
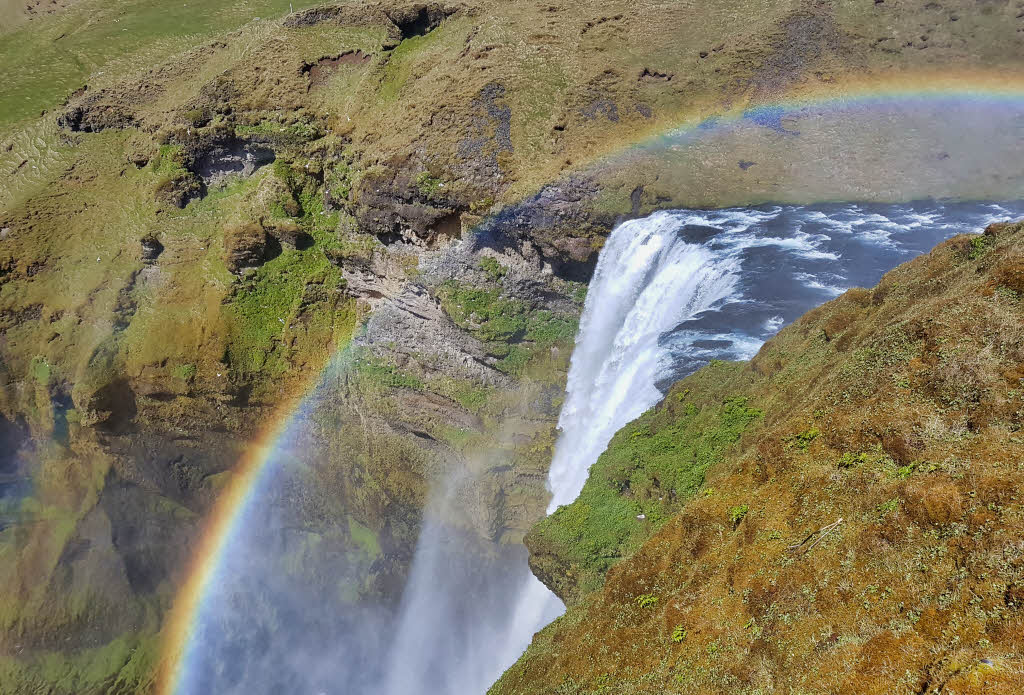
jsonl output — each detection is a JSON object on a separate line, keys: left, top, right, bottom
{"left": 494, "top": 222, "right": 1024, "bottom": 694}
{"left": 2, "top": 0, "right": 1024, "bottom": 691}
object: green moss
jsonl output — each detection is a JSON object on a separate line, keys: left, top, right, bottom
{"left": 479, "top": 256, "right": 508, "bottom": 282}
{"left": 224, "top": 244, "right": 347, "bottom": 376}
{"left": 530, "top": 364, "right": 762, "bottom": 598}
{"left": 838, "top": 451, "right": 869, "bottom": 468}
{"left": 325, "top": 160, "right": 355, "bottom": 206}
{"left": 444, "top": 381, "right": 491, "bottom": 413}
{"left": 271, "top": 157, "right": 327, "bottom": 220}
{"left": 790, "top": 426, "right": 820, "bottom": 450}
{"left": 416, "top": 171, "right": 445, "bottom": 199}
{"left": 437, "top": 282, "right": 579, "bottom": 373}
{"left": 172, "top": 363, "right": 197, "bottom": 380}
{"left": 634, "top": 593, "right": 659, "bottom": 608}
{"left": 151, "top": 144, "right": 188, "bottom": 177}
{"left": 0, "top": 632, "right": 159, "bottom": 695}
{"left": 30, "top": 355, "right": 51, "bottom": 385}
{"left": 354, "top": 354, "right": 424, "bottom": 390}
{"left": 222, "top": 168, "right": 353, "bottom": 378}
{"left": 877, "top": 498, "right": 900, "bottom": 515}
{"left": 438, "top": 282, "right": 527, "bottom": 343}
{"left": 325, "top": 233, "right": 380, "bottom": 263}
{"left": 495, "top": 344, "right": 532, "bottom": 376}
{"left": 347, "top": 516, "right": 381, "bottom": 561}
{"left": 525, "top": 311, "right": 578, "bottom": 346}
{"left": 968, "top": 234, "right": 992, "bottom": 260}
{"left": 728, "top": 504, "right": 749, "bottom": 526}
{"left": 379, "top": 22, "right": 461, "bottom": 103}
{"left": 235, "top": 119, "right": 322, "bottom": 143}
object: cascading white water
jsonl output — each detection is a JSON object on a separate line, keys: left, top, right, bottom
{"left": 480, "top": 201, "right": 1020, "bottom": 687}
{"left": 374, "top": 211, "right": 745, "bottom": 695}
{"left": 546, "top": 212, "right": 742, "bottom": 511}
{"left": 478, "top": 211, "right": 748, "bottom": 679}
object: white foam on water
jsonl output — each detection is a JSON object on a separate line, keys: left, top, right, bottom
{"left": 764, "top": 315, "right": 786, "bottom": 334}
{"left": 794, "top": 272, "right": 847, "bottom": 296}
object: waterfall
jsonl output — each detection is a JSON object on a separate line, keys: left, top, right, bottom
{"left": 373, "top": 211, "right": 742, "bottom": 695}
{"left": 170, "top": 200, "right": 1023, "bottom": 694}
{"left": 546, "top": 212, "right": 742, "bottom": 510}
{"left": 372, "top": 200, "right": 1023, "bottom": 695}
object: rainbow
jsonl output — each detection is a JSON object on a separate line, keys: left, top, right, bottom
{"left": 535, "top": 68, "right": 1024, "bottom": 185}
{"left": 155, "top": 347, "right": 349, "bottom": 695}
{"left": 155, "top": 68, "right": 1024, "bottom": 695}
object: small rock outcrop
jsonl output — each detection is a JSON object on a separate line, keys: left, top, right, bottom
{"left": 262, "top": 218, "right": 312, "bottom": 250}
{"left": 140, "top": 235, "right": 164, "bottom": 263}
{"left": 223, "top": 223, "right": 268, "bottom": 274}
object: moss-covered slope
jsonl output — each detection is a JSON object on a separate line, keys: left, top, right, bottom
{"left": 495, "top": 222, "right": 1024, "bottom": 694}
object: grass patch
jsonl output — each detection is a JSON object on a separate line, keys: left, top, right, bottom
{"left": 0, "top": 0, "right": 326, "bottom": 128}
{"left": 235, "top": 119, "right": 322, "bottom": 143}
{"left": 968, "top": 234, "right": 992, "bottom": 260}
{"left": 353, "top": 353, "right": 424, "bottom": 391}
{"left": 529, "top": 363, "right": 762, "bottom": 599}
{"left": 30, "top": 356, "right": 51, "bottom": 386}
{"left": 171, "top": 363, "right": 197, "bottom": 381}
{"left": 0, "top": 633, "right": 160, "bottom": 695}
{"left": 224, "top": 245, "right": 346, "bottom": 376}
{"left": 347, "top": 516, "right": 381, "bottom": 561}
{"left": 479, "top": 256, "right": 508, "bottom": 282}
{"left": 438, "top": 281, "right": 527, "bottom": 343}
{"left": 379, "top": 21, "right": 463, "bottom": 103}
{"left": 437, "top": 281, "right": 578, "bottom": 376}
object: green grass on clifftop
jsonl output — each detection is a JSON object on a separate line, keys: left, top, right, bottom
{"left": 0, "top": 0, "right": 324, "bottom": 128}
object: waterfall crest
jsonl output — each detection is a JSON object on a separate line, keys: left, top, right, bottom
{"left": 546, "top": 212, "right": 741, "bottom": 511}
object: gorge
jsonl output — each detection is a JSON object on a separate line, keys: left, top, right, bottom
{"left": 2, "top": 1, "right": 1024, "bottom": 693}
{"left": 165, "top": 200, "right": 1023, "bottom": 694}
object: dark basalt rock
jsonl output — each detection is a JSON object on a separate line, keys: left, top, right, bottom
{"left": 154, "top": 171, "right": 203, "bottom": 209}
{"left": 384, "top": 3, "right": 459, "bottom": 39}
{"left": 140, "top": 235, "right": 164, "bottom": 263}
{"left": 194, "top": 138, "right": 276, "bottom": 187}
{"left": 57, "top": 91, "right": 138, "bottom": 133}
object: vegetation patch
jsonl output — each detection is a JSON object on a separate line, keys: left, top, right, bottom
{"left": 437, "top": 281, "right": 579, "bottom": 376}
{"left": 353, "top": 353, "right": 424, "bottom": 391}
{"left": 527, "top": 362, "right": 762, "bottom": 601}
{"left": 235, "top": 118, "right": 322, "bottom": 143}
{"left": 479, "top": 256, "right": 508, "bottom": 282}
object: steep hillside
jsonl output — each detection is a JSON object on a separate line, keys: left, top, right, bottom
{"left": 2, "top": 0, "right": 1024, "bottom": 691}
{"left": 494, "top": 222, "right": 1024, "bottom": 694}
